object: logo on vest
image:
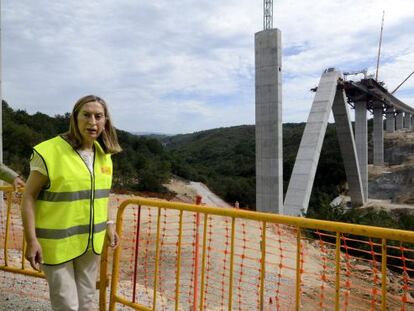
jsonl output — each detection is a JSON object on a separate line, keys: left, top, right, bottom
{"left": 101, "top": 166, "right": 112, "bottom": 175}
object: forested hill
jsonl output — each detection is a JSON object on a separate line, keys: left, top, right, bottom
{"left": 3, "top": 101, "right": 346, "bottom": 214}
{"left": 165, "top": 126, "right": 256, "bottom": 207}
{"left": 165, "top": 123, "right": 346, "bottom": 212}
{"left": 2, "top": 101, "right": 171, "bottom": 193}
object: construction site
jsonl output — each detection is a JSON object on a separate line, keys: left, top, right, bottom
{"left": 2, "top": 1, "right": 414, "bottom": 310}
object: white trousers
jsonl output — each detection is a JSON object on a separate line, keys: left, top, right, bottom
{"left": 42, "top": 250, "right": 99, "bottom": 311}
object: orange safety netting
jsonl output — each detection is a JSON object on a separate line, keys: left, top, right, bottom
{"left": 2, "top": 193, "right": 414, "bottom": 310}
{"left": 0, "top": 191, "right": 49, "bottom": 304}
{"left": 110, "top": 199, "right": 414, "bottom": 310}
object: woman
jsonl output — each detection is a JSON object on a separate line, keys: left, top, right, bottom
{"left": 22, "top": 95, "right": 122, "bottom": 311}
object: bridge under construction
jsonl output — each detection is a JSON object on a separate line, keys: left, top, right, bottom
{"left": 255, "top": 2, "right": 414, "bottom": 216}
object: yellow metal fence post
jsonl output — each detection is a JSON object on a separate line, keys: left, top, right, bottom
{"left": 109, "top": 201, "right": 126, "bottom": 311}
{"left": 228, "top": 217, "right": 236, "bottom": 311}
{"left": 199, "top": 213, "right": 209, "bottom": 311}
{"left": 295, "top": 227, "right": 302, "bottom": 311}
{"left": 175, "top": 210, "right": 184, "bottom": 311}
{"left": 193, "top": 196, "right": 202, "bottom": 311}
{"left": 4, "top": 190, "right": 12, "bottom": 266}
{"left": 99, "top": 239, "right": 109, "bottom": 311}
{"left": 152, "top": 207, "right": 162, "bottom": 310}
{"left": 259, "top": 221, "right": 267, "bottom": 311}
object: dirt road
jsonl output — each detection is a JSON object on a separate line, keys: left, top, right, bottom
{"left": 164, "top": 179, "right": 232, "bottom": 207}
{"left": 187, "top": 181, "right": 232, "bottom": 207}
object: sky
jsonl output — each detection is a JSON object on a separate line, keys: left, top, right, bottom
{"left": 3, "top": 0, "right": 414, "bottom": 135}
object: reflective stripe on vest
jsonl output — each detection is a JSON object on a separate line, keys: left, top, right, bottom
{"left": 36, "top": 221, "right": 107, "bottom": 239}
{"left": 38, "top": 189, "right": 110, "bottom": 202}
{"left": 34, "top": 136, "right": 112, "bottom": 265}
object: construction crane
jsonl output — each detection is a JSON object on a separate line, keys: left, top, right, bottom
{"left": 391, "top": 70, "right": 414, "bottom": 94}
{"left": 264, "top": 0, "right": 273, "bottom": 30}
{"left": 375, "top": 11, "right": 385, "bottom": 81}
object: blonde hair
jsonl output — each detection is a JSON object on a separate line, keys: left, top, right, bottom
{"left": 64, "top": 95, "right": 122, "bottom": 154}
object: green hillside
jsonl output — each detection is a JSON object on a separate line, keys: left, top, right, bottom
{"left": 2, "top": 101, "right": 171, "bottom": 193}
{"left": 3, "top": 100, "right": 346, "bottom": 214}
{"left": 165, "top": 123, "right": 346, "bottom": 213}
{"left": 165, "top": 125, "right": 256, "bottom": 207}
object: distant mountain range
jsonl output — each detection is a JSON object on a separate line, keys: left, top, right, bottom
{"left": 133, "top": 131, "right": 171, "bottom": 139}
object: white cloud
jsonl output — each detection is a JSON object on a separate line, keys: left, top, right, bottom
{"left": 2, "top": 1, "right": 414, "bottom": 134}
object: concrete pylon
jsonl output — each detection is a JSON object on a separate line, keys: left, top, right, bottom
{"left": 284, "top": 69, "right": 364, "bottom": 216}
{"left": 385, "top": 107, "right": 395, "bottom": 133}
{"left": 255, "top": 29, "right": 283, "bottom": 214}
{"left": 411, "top": 116, "right": 414, "bottom": 131}
{"left": 373, "top": 105, "right": 384, "bottom": 165}
{"left": 354, "top": 101, "right": 368, "bottom": 201}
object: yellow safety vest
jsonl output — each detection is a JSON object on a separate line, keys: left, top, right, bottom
{"left": 34, "top": 136, "right": 112, "bottom": 265}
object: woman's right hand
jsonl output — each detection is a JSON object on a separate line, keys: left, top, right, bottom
{"left": 25, "top": 239, "right": 43, "bottom": 271}
{"left": 13, "top": 176, "right": 25, "bottom": 191}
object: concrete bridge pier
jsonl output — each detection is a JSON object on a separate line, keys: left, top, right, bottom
{"left": 385, "top": 107, "right": 395, "bottom": 133}
{"left": 404, "top": 113, "right": 412, "bottom": 130}
{"left": 255, "top": 28, "right": 283, "bottom": 214}
{"left": 354, "top": 101, "right": 368, "bottom": 201}
{"left": 373, "top": 104, "right": 384, "bottom": 166}
{"left": 396, "top": 111, "right": 404, "bottom": 130}
{"left": 411, "top": 116, "right": 414, "bottom": 131}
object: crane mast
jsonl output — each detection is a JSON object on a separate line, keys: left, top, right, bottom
{"left": 375, "top": 11, "right": 385, "bottom": 81}
{"left": 264, "top": 0, "right": 273, "bottom": 30}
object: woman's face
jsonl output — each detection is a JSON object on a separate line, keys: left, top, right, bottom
{"left": 77, "top": 101, "right": 106, "bottom": 146}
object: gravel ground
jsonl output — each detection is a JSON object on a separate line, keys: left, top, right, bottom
{"left": 0, "top": 292, "right": 51, "bottom": 311}
{"left": 0, "top": 267, "right": 103, "bottom": 311}
{"left": 0, "top": 283, "right": 106, "bottom": 311}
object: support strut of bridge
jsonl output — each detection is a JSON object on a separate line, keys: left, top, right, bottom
{"left": 355, "top": 101, "right": 368, "bottom": 201}
{"left": 373, "top": 104, "right": 384, "bottom": 165}
{"left": 284, "top": 69, "right": 364, "bottom": 216}
{"left": 385, "top": 107, "right": 395, "bottom": 133}
{"left": 332, "top": 88, "right": 366, "bottom": 206}
{"left": 396, "top": 111, "right": 404, "bottom": 130}
{"left": 412, "top": 116, "right": 414, "bottom": 131}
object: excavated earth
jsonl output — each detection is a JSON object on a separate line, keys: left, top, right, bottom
{"left": 368, "top": 131, "right": 414, "bottom": 206}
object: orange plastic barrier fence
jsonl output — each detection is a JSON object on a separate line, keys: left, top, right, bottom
{"left": 0, "top": 186, "right": 49, "bottom": 307}
{"left": 0, "top": 186, "right": 116, "bottom": 310}
{"left": 2, "top": 189, "right": 414, "bottom": 311}
{"left": 107, "top": 197, "right": 414, "bottom": 311}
